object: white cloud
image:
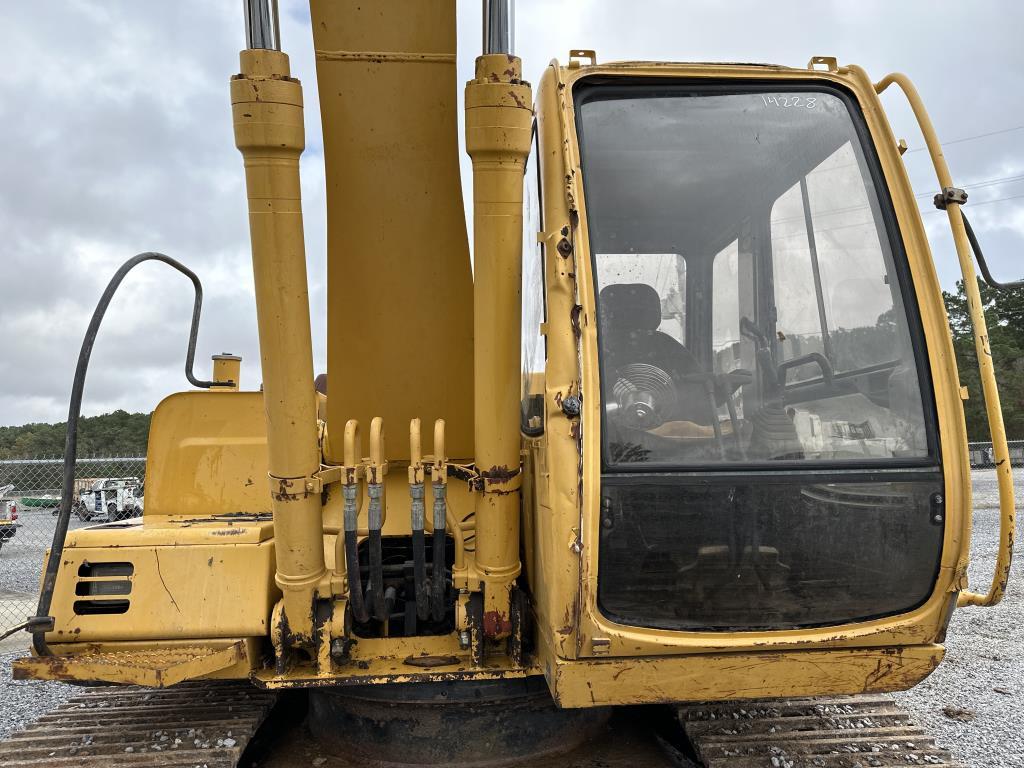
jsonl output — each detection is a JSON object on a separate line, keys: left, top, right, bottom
{"left": 0, "top": 0, "right": 1021, "bottom": 427}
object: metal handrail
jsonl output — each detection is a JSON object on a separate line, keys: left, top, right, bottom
{"left": 873, "top": 70, "right": 1015, "bottom": 607}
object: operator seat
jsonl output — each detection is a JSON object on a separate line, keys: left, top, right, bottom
{"left": 599, "top": 283, "right": 710, "bottom": 425}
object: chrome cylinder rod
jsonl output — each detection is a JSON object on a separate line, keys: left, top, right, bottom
{"left": 243, "top": 0, "right": 281, "bottom": 51}
{"left": 482, "top": 0, "right": 514, "bottom": 55}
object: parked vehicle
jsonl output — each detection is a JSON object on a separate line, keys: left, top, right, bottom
{"left": 0, "top": 484, "right": 20, "bottom": 553}
{"left": 72, "top": 477, "right": 142, "bottom": 522}
{"left": 20, "top": 494, "right": 61, "bottom": 508}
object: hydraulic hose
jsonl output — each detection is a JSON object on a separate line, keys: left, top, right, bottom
{"left": 367, "top": 483, "right": 387, "bottom": 622}
{"left": 411, "top": 488, "right": 429, "bottom": 622}
{"left": 343, "top": 486, "right": 369, "bottom": 624}
{"left": 961, "top": 210, "right": 1024, "bottom": 290}
{"left": 430, "top": 480, "right": 447, "bottom": 622}
{"left": 30, "top": 252, "right": 225, "bottom": 656}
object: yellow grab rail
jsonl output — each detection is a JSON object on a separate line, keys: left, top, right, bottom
{"left": 874, "top": 71, "right": 1015, "bottom": 607}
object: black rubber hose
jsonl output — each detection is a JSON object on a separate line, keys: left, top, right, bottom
{"left": 345, "top": 529, "right": 369, "bottom": 623}
{"left": 412, "top": 526, "right": 429, "bottom": 621}
{"left": 31, "top": 252, "right": 226, "bottom": 656}
{"left": 431, "top": 526, "right": 446, "bottom": 621}
{"left": 369, "top": 527, "right": 387, "bottom": 622}
{"left": 961, "top": 210, "right": 1024, "bottom": 290}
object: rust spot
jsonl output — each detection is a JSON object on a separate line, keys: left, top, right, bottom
{"left": 508, "top": 90, "right": 528, "bottom": 110}
{"left": 557, "top": 237, "right": 573, "bottom": 257}
{"left": 403, "top": 654, "right": 461, "bottom": 668}
{"left": 483, "top": 610, "right": 513, "bottom": 638}
{"left": 207, "top": 557, "right": 214, "bottom": 567}
{"left": 15, "top": 654, "right": 71, "bottom": 680}
{"left": 480, "top": 465, "right": 521, "bottom": 485}
{"left": 272, "top": 476, "right": 309, "bottom": 502}
{"left": 570, "top": 305, "right": 583, "bottom": 337}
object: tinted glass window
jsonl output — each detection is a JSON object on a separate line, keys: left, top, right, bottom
{"left": 598, "top": 474, "right": 944, "bottom": 630}
{"left": 578, "top": 84, "right": 943, "bottom": 632}
{"left": 579, "top": 88, "right": 931, "bottom": 467}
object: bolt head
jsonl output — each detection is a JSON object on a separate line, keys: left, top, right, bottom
{"left": 561, "top": 394, "right": 582, "bottom": 418}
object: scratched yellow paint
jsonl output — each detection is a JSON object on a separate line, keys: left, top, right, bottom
{"left": 15, "top": 35, "right": 1011, "bottom": 706}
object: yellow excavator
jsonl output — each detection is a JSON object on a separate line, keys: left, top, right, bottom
{"left": 2, "top": 1, "right": 1017, "bottom": 765}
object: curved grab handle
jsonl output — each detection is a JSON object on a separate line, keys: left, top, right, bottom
{"left": 874, "top": 71, "right": 1015, "bottom": 607}
{"left": 31, "top": 252, "right": 225, "bottom": 656}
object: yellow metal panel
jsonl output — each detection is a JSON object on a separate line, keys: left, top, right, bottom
{"left": 13, "top": 641, "right": 246, "bottom": 687}
{"left": 311, "top": 0, "right": 474, "bottom": 461}
{"left": 547, "top": 644, "right": 943, "bottom": 708}
{"left": 45, "top": 534, "right": 278, "bottom": 642}
{"left": 530, "top": 63, "right": 587, "bottom": 662}
{"left": 20, "top": 638, "right": 263, "bottom": 682}
{"left": 145, "top": 391, "right": 269, "bottom": 517}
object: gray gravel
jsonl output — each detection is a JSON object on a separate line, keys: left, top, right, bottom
{"left": 0, "top": 507, "right": 91, "bottom": 597}
{"left": 895, "top": 467, "right": 1024, "bottom": 768}
{"left": 0, "top": 650, "right": 77, "bottom": 740}
{"left": 0, "top": 470, "right": 1021, "bottom": 764}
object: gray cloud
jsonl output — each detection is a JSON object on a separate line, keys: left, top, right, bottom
{"left": 1, "top": 1, "right": 1021, "bottom": 427}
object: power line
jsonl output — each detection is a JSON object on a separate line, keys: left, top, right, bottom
{"left": 771, "top": 190, "right": 1024, "bottom": 242}
{"left": 906, "top": 124, "right": 1024, "bottom": 154}
{"left": 771, "top": 172, "right": 1024, "bottom": 227}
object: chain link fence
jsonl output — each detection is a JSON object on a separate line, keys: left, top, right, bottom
{"left": 0, "top": 456, "right": 146, "bottom": 632}
{"left": 0, "top": 446, "right": 1022, "bottom": 635}
{"left": 968, "top": 440, "right": 1024, "bottom": 469}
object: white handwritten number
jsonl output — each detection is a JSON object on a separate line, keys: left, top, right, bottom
{"left": 762, "top": 94, "right": 818, "bottom": 109}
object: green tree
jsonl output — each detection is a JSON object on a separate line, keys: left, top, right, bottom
{"left": 0, "top": 410, "right": 151, "bottom": 459}
{"left": 942, "top": 279, "right": 1024, "bottom": 441}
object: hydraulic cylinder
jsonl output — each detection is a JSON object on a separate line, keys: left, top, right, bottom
{"left": 465, "top": 53, "right": 532, "bottom": 638}
{"left": 231, "top": 48, "right": 326, "bottom": 648}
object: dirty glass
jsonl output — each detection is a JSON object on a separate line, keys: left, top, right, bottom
{"left": 578, "top": 88, "right": 933, "bottom": 467}
{"left": 577, "top": 85, "right": 943, "bottom": 631}
{"left": 598, "top": 474, "right": 944, "bottom": 630}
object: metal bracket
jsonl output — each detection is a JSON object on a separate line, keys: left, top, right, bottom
{"left": 468, "top": 464, "right": 523, "bottom": 493}
{"left": 568, "top": 49, "right": 597, "bottom": 68}
{"left": 269, "top": 472, "right": 321, "bottom": 499}
{"left": 26, "top": 615, "right": 54, "bottom": 633}
{"left": 807, "top": 56, "right": 839, "bottom": 72}
{"left": 934, "top": 187, "right": 968, "bottom": 210}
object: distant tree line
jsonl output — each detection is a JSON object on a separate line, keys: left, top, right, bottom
{"left": 0, "top": 410, "right": 150, "bottom": 459}
{"left": 943, "top": 278, "right": 1024, "bottom": 442}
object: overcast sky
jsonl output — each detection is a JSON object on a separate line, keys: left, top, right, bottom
{"left": 1, "top": 1, "right": 1022, "bottom": 428}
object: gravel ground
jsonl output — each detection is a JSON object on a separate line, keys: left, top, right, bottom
{"left": 894, "top": 468, "right": 1024, "bottom": 767}
{"left": 0, "top": 507, "right": 91, "bottom": 598}
{"left": 1, "top": 471, "right": 1021, "bottom": 763}
{"left": 0, "top": 649, "right": 77, "bottom": 740}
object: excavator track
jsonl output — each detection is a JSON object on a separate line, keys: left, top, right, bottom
{"left": 0, "top": 688, "right": 962, "bottom": 768}
{"left": 0, "top": 681, "right": 277, "bottom": 768}
{"left": 678, "top": 696, "right": 962, "bottom": 768}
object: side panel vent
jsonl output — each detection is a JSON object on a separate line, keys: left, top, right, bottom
{"left": 74, "top": 561, "right": 134, "bottom": 615}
